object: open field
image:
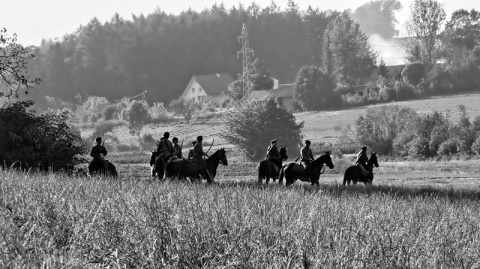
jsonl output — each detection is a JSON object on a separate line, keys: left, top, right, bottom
{"left": 82, "top": 92, "right": 480, "bottom": 148}
{"left": 2, "top": 165, "right": 480, "bottom": 267}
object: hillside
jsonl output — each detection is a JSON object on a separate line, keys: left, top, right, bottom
{"left": 82, "top": 92, "right": 480, "bottom": 150}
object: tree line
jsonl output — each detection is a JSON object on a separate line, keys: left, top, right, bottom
{"left": 24, "top": 0, "right": 401, "bottom": 104}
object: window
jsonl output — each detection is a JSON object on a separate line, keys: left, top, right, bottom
{"left": 192, "top": 87, "right": 195, "bottom": 92}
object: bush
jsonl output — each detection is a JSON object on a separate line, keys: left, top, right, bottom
{"left": 395, "top": 82, "right": 416, "bottom": 101}
{"left": 438, "top": 138, "right": 459, "bottom": 156}
{"left": 427, "top": 68, "right": 453, "bottom": 94}
{"left": 472, "top": 135, "right": 480, "bottom": 155}
{"left": 379, "top": 85, "right": 396, "bottom": 102}
{"left": 293, "top": 66, "right": 336, "bottom": 111}
{"left": 222, "top": 99, "right": 304, "bottom": 160}
{"left": 140, "top": 133, "right": 156, "bottom": 150}
{"left": 0, "top": 101, "right": 85, "bottom": 170}
{"left": 401, "top": 62, "right": 426, "bottom": 86}
{"left": 89, "top": 121, "right": 124, "bottom": 141}
{"left": 356, "top": 106, "right": 419, "bottom": 155}
{"left": 102, "top": 105, "right": 117, "bottom": 120}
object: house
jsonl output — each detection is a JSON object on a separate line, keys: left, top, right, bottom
{"left": 270, "top": 84, "right": 294, "bottom": 112}
{"left": 247, "top": 83, "right": 295, "bottom": 112}
{"left": 180, "top": 73, "right": 234, "bottom": 105}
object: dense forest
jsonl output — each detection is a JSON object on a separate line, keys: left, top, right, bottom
{"left": 25, "top": 1, "right": 400, "bottom": 104}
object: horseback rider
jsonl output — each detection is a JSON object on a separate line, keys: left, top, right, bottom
{"left": 172, "top": 137, "right": 182, "bottom": 159}
{"left": 193, "top": 136, "right": 207, "bottom": 167}
{"left": 300, "top": 140, "right": 314, "bottom": 171}
{"left": 90, "top": 137, "right": 108, "bottom": 171}
{"left": 157, "top": 132, "right": 174, "bottom": 162}
{"left": 188, "top": 141, "right": 197, "bottom": 160}
{"left": 266, "top": 139, "right": 281, "bottom": 169}
{"left": 355, "top": 146, "right": 372, "bottom": 175}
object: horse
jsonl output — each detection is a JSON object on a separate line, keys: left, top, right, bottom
{"left": 150, "top": 151, "right": 166, "bottom": 179}
{"left": 279, "top": 151, "right": 335, "bottom": 187}
{"left": 165, "top": 148, "right": 228, "bottom": 183}
{"left": 88, "top": 159, "right": 118, "bottom": 178}
{"left": 343, "top": 153, "right": 379, "bottom": 185}
{"left": 257, "top": 146, "right": 288, "bottom": 185}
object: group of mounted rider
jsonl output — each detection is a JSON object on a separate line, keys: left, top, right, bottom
{"left": 89, "top": 131, "right": 378, "bottom": 186}
{"left": 262, "top": 138, "right": 378, "bottom": 186}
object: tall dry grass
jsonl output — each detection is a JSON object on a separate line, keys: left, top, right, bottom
{"left": 1, "top": 170, "right": 480, "bottom": 268}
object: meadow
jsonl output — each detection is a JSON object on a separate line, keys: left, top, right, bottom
{"left": 3, "top": 93, "right": 480, "bottom": 267}
{"left": 2, "top": 150, "right": 480, "bottom": 267}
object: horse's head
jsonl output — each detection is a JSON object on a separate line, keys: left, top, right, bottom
{"left": 279, "top": 146, "right": 288, "bottom": 161}
{"left": 312, "top": 151, "right": 335, "bottom": 169}
{"left": 210, "top": 148, "right": 228, "bottom": 165}
{"left": 369, "top": 153, "right": 379, "bottom": 168}
{"left": 149, "top": 151, "right": 158, "bottom": 166}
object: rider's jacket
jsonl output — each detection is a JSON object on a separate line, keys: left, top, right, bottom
{"left": 355, "top": 150, "right": 368, "bottom": 165}
{"left": 157, "top": 138, "right": 174, "bottom": 157}
{"left": 193, "top": 142, "right": 205, "bottom": 157}
{"left": 266, "top": 145, "right": 281, "bottom": 160}
{"left": 301, "top": 146, "right": 314, "bottom": 162}
{"left": 173, "top": 143, "right": 182, "bottom": 159}
{"left": 90, "top": 145, "right": 107, "bottom": 160}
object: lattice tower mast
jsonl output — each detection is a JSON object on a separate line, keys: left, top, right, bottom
{"left": 237, "top": 23, "right": 255, "bottom": 96}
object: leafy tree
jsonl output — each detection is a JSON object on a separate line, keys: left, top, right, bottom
{"left": 293, "top": 65, "right": 336, "bottom": 111}
{"left": 169, "top": 98, "right": 197, "bottom": 125}
{"left": 249, "top": 58, "right": 274, "bottom": 91}
{"left": 222, "top": 99, "right": 303, "bottom": 160}
{"left": 322, "top": 12, "right": 378, "bottom": 85}
{"left": 401, "top": 62, "right": 426, "bottom": 85}
{"left": 0, "top": 100, "right": 85, "bottom": 170}
{"left": 126, "top": 101, "right": 149, "bottom": 143}
{"left": 401, "top": 0, "right": 446, "bottom": 67}
{"left": 356, "top": 105, "right": 419, "bottom": 154}
{"left": 351, "top": 0, "right": 403, "bottom": 39}
{"left": 1, "top": 28, "right": 40, "bottom": 97}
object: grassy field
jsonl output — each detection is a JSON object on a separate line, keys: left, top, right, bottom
{"left": 82, "top": 92, "right": 480, "bottom": 148}
{"left": 2, "top": 167, "right": 480, "bottom": 268}
{"left": 4, "top": 93, "right": 480, "bottom": 267}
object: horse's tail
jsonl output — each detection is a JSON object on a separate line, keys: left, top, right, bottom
{"left": 343, "top": 170, "right": 347, "bottom": 186}
{"left": 258, "top": 161, "right": 264, "bottom": 184}
{"left": 279, "top": 165, "right": 285, "bottom": 184}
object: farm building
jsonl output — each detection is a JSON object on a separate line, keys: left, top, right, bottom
{"left": 180, "top": 73, "right": 234, "bottom": 105}
{"left": 246, "top": 83, "right": 295, "bottom": 112}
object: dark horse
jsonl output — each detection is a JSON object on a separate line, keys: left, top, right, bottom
{"left": 150, "top": 151, "right": 166, "bottom": 179}
{"left": 279, "top": 152, "right": 335, "bottom": 186}
{"left": 164, "top": 148, "right": 228, "bottom": 183}
{"left": 343, "top": 153, "right": 379, "bottom": 185}
{"left": 257, "top": 146, "right": 288, "bottom": 184}
{"left": 88, "top": 160, "right": 118, "bottom": 178}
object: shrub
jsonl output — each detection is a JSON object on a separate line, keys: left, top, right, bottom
{"left": 356, "top": 105, "right": 419, "bottom": 155}
{"left": 395, "top": 82, "right": 416, "bottom": 101}
{"left": 401, "top": 62, "right": 426, "bottom": 86}
{"left": 427, "top": 68, "right": 453, "bottom": 94}
{"left": 293, "top": 66, "right": 336, "bottom": 111}
{"left": 222, "top": 99, "right": 304, "bottom": 160}
{"left": 89, "top": 121, "right": 124, "bottom": 142}
{"left": 148, "top": 102, "right": 167, "bottom": 120}
{"left": 438, "top": 138, "right": 458, "bottom": 156}
{"left": 126, "top": 101, "right": 150, "bottom": 142}
{"left": 102, "top": 105, "right": 117, "bottom": 120}
{"left": 140, "top": 133, "right": 156, "bottom": 150}
{"left": 379, "top": 85, "right": 396, "bottom": 102}
{"left": 472, "top": 135, "right": 480, "bottom": 155}
{"left": 0, "top": 101, "right": 85, "bottom": 170}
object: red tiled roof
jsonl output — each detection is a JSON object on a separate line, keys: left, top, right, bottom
{"left": 193, "top": 73, "right": 234, "bottom": 95}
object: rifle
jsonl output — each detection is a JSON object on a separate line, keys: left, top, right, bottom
{"left": 294, "top": 155, "right": 301, "bottom": 162}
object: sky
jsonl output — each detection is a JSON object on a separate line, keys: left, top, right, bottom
{"left": 2, "top": 0, "right": 480, "bottom": 47}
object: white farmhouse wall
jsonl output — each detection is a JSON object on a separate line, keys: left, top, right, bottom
{"left": 181, "top": 79, "right": 208, "bottom": 103}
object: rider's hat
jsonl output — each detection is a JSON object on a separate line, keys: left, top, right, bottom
{"left": 163, "top": 132, "right": 170, "bottom": 138}
{"left": 197, "top": 136, "right": 203, "bottom": 141}
{"left": 192, "top": 141, "right": 197, "bottom": 145}
{"left": 95, "top": 137, "right": 102, "bottom": 142}
{"left": 361, "top": 146, "right": 367, "bottom": 150}
{"left": 305, "top": 140, "right": 311, "bottom": 144}
{"left": 270, "top": 139, "right": 277, "bottom": 143}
